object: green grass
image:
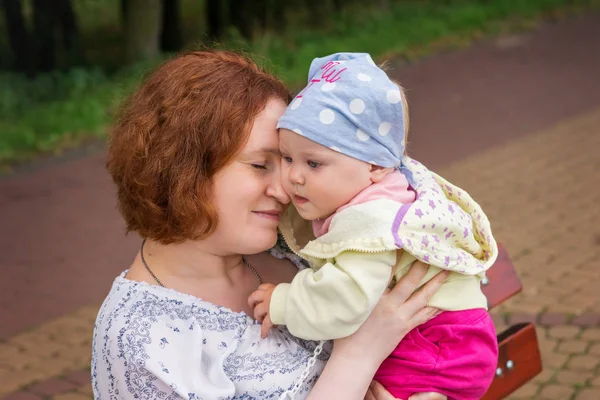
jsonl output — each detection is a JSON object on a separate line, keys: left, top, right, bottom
{"left": 1, "top": 0, "right": 598, "bottom": 170}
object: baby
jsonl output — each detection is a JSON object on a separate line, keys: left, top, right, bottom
{"left": 250, "top": 53, "right": 499, "bottom": 400}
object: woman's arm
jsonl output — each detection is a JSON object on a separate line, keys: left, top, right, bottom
{"left": 307, "top": 261, "right": 448, "bottom": 400}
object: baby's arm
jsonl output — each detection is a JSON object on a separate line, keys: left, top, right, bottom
{"left": 269, "top": 250, "right": 396, "bottom": 340}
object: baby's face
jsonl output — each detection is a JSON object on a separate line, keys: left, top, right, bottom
{"left": 278, "top": 128, "right": 374, "bottom": 220}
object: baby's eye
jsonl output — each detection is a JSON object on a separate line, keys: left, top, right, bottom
{"left": 307, "top": 160, "right": 321, "bottom": 169}
{"left": 282, "top": 156, "right": 292, "bottom": 163}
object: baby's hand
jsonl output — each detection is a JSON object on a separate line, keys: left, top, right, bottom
{"left": 248, "top": 283, "right": 276, "bottom": 338}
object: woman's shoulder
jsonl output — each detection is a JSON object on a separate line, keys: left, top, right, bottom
{"left": 91, "top": 273, "right": 332, "bottom": 399}
{"left": 93, "top": 273, "right": 254, "bottom": 342}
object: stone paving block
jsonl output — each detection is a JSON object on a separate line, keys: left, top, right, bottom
{"left": 532, "top": 368, "right": 556, "bottom": 385}
{"left": 555, "top": 370, "right": 594, "bottom": 385}
{"left": 566, "top": 355, "right": 600, "bottom": 372}
{"left": 589, "top": 343, "right": 600, "bottom": 356}
{"left": 575, "top": 388, "right": 600, "bottom": 400}
{"left": 543, "top": 351, "right": 570, "bottom": 369}
{"left": 53, "top": 346, "right": 91, "bottom": 368}
{"left": 6, "top": 333, "right": 52, "bottom": 352}
{"left": 51, "top": 393, "right": 91, "bottom": 400}
{"left": 539, "top": 312, "right": 569, "bottom": 327}
{"left": 28, "top": 378, "right": 77, "bottom": 397}
{"left": 0, "top": 344, "right": 22, "bottom": 366}
{"left": 76, "top": 383, "right": 93, "bottom": 397}
{"left": 538, "top": 384, "right": 575, "bottom": 399}
{"left": 0, "top": 392, "right": 44, "bottom": 400}
{"left": 557, "top": 339, "right": 589, "bottom": 354}
{"left": 571, "top": 313, "right": 600, "bottom": 327}
{"left": 548, "top": 326, "right": 581, "bottom": 340}
{"left": 0, "top": 369, "right": 48, "bottom": 397}
{"left": 507, "top": 381, "right": 540, "bottom": 398}
{"left": 63, "top": 370, "right": 91, "bottom": 386}
{"left": 580, "top": 328, "right": 600, "bottom": 341}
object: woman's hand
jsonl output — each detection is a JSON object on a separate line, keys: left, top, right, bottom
{"left": 333, "top": 260, "right": 447, "bottom": 369}
{"left": 307, "top": 261, "right": 447, "bottom": 400}
{"left": 365, "top": 381, "right": 447, "bottom": 400}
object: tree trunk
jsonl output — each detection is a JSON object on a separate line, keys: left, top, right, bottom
{"left": 254, "top": 0, "right": 267, "bottom": 33}
{"left": 32, "top": 0, "right": 56, "bottom": 72}
{"left": 1, "top": 0, "right": 32, "bottom": 73}
{"left": 56, "top": 0, "right": 85, "bottom": 66}
{"left": 229, "top": 0, "right": 254, "bottom": 40}
{"left": 121, "top": 0, "right": 129, "bottom": 26}
{"left": 206, "top": 0, "right": 223, "bottom": 39}
{"left": 305, "top": 0, "right": 327, "bottom": 28}
{"left": 270, "top": 0, "right": 287, "bottom": 32}
{"left": 124, "top": 0, "right": 163, "bottom": 63}
{"left": 160, "top": 0, "right": 182, "bottom": 52}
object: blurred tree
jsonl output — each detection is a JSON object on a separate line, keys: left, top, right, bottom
{"left": 160, "top": 0, "right": 182, "bottom": 52}
{"left": 121, "top": 0, "right": 128, "bottom": 25}
{"left": 56, "top": 0, "right": 85, "bottom": 66}
{"left": 1, "top": 0, "right": 32, "bottom": 73}
{"left": 123, "top": 0, "right": 163, "bottom": 63}
{"left": 206, "top": 0, "right": 224, "bottom": 39}
{"left": 305, "top": 0, "right": 328, "bottom": 28}
{"left": 2, "top": 0, "right": 83, "bottom": 74}
{"left": 226, "top": 0, "right": 287, "bottom": 39}
{"left": 269, "top": 0, "right": 287, "bottom": 33}
{"left": 229, "top": 0, "right": 254, "bottom": 39}
{"left": 32, "top": 0, "right": 56, "bottom": 72}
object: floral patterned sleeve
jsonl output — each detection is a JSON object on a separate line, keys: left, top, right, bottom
{"left": 268, "top": 232, "right": 310, "bottom": 271}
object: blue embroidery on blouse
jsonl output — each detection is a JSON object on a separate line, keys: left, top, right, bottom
{"left": 92, "top": 266, "right": 331, "bottom": 400}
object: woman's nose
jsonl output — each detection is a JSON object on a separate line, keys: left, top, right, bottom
{"left": 267, "top": 170, "right": 291, "bottom": 204}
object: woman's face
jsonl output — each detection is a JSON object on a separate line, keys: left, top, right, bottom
{"left": 210, "top": 98, "right": 290, "bottom": 255}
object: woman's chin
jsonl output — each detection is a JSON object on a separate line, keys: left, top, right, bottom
{"left": 242, "top": 230, "right": 279, "bottom": 254}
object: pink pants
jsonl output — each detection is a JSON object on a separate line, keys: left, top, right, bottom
{"left": 374, "top": 309, "right": 498, "bottom": 400}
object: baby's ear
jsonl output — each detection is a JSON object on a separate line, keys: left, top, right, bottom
{"left": 369, "top": 165, "right": 394, "bottom": 183}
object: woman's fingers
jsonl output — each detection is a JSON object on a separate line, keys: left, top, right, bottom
{"left": 389, "top": 261, "right": 430, "bottom": 302}
{"left": 401, "top": 268, "right": 449, "bottom": 318}
{"left": 408, "top": 392, "right": 447, "bottom": 400}
{"left": 367, "top": 381, "right": 397, "bottom": 399}
{"left": 364, "top": 385, "right": 376, "bottom": 400}
{"left": 364, "top": 381, "right": 446, "bottom": 400}
{"left": 412, "top": 306, "right": 443, "bottom": 327}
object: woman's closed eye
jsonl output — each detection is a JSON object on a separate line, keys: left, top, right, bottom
{"left": 251, "top": 162, "right": 268, "bottom": 170}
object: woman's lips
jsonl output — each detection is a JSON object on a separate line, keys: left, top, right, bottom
{"left": 253, "top": 210, "right": 281, "bottom": 222}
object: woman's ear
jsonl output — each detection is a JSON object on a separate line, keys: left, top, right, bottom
{"left": 370, "top": 165, "right": 394, "bottom": 183}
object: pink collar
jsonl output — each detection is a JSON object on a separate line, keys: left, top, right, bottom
{"left": 312, "top": 171, "right": 416, "bottom": 237}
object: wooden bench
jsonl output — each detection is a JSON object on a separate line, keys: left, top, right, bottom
{"left": 481, "top": 245, "right": 543, "bottom": 399}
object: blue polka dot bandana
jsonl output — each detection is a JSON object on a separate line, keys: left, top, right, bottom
{"left": 277, "top": 52, "right": 406, "bottom": 168}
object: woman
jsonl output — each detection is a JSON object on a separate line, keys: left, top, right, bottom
{"left": 93, "top": 50, "right": 448, "bottom": 399}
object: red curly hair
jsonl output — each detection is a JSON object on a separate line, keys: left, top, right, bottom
{"left": 107, "top": 50, "right": 291, "bottom": 244}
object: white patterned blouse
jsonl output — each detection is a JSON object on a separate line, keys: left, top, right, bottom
{"left": 91, "top": 242, "right": 331, "bottom": 399}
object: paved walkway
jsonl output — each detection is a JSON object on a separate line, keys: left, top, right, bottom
{"left": 1, "top": 10, "right": 599, "bottom": 400}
